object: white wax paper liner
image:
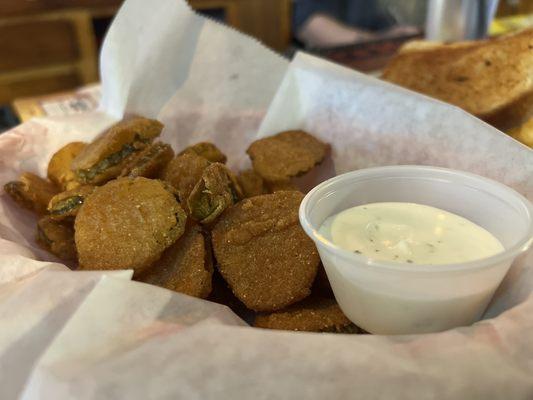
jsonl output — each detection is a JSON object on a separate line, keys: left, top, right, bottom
{"left": 0, "top": 0, "right": 532, "bottom": 398}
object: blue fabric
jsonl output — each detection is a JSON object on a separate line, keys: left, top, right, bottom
{"left": 293, "top": 0, "right": 396, "bottom": 32}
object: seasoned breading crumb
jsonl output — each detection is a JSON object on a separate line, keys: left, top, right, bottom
{"left": 138, "top": 224, "right": 213, "bottom": 298}
{"left": 47, "top": 141, "right": 87, "bottom": 190}
{"left": 75, "top": 177, "right": 186, "bottom": 274}
{"left": 237, "top": 169, "right": 266, "bottom": 198}
{"left": 212, "top": 191, "right": 320, "bottom": 312}
{"left": 254, "top": 297, "right": 361, "bottom": 333}
{"left": 247, "top": 130, "right": 328, "bottom": 182}
{"left": 161, "top": 152, "right": 210, "bottom": 212}
{"left": 179, "top": 142, "right": 227, "bottom": 163}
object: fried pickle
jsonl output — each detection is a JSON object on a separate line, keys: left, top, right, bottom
{"left": 188, "top": 163, "right": 242, "bottom": 224}
{"left": 120, "top": 142, "right": 174, "bottom": 178}
{"left": 237, "top": 169, "right": 266, "bottom": 198}
{"left": 208, "top": 269, "right": 254, "bottom": 322}
{"left": 137, "top": 224, "right": 213, "bottom": 298}
{"left": 265, "top": 179, "right": 298, "bottom": 193}
{"left": 4, "top": 172, "right": 59, "bottom": 214}
{"left": 47, "top": 141, "right": 87, "bottom": 190}
{"left": 212, "top": 191, "right": 320, "bottom": 312}
{"left": 37, "top": 215, "right": 77, "bottom": 260}
{"left": 47, "top": 185, "right": 96, "bottom": 220}
{"left": 254, "top": 297, "right": 360, "bottom": 333}
{"left": 75, "top": 177, "right": 186, "bottom": 274}
{"left": 247, "top": 130, "right": 328, "bottom": 182}
{"left": 160, "top": 152, "right": 210, "bottom": 210}
{"left": 179, "top": 142, "right": 227, "bottom": 163}
{"left": 71, "top": 117, "right": 163, "bottom": 185}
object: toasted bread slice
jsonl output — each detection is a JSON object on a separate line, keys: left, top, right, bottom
{"left": 383, "top": 28, "right": 533, "bottom": 130}
{"left": 508, "top": 117, "right": 533, "bottom": 148}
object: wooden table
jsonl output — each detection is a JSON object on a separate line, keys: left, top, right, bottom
{"left": 2, "top": 0, "right": 291, "bottom": 107}
{"left": 0, "top": 0, "right": 291, "bottom": 51}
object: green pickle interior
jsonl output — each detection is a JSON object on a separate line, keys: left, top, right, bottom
{"left": 50, "top": 195, "right": 84, "bottom": 215}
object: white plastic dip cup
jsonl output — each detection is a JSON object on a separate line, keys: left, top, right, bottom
{"left": 299, "top": 166, "right": 533, "bottom": 335}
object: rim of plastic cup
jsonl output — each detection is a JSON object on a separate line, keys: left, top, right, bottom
{"left": 299, "top": 165, "right": 533, "bottom": 273}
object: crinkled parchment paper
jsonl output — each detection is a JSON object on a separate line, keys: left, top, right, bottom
{"left": 0, "top": 1, "right": 531, "bottom": 399}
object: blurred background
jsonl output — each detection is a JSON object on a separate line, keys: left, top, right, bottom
{"left": 1, "top": 0, "right": 532, "bottom": 130}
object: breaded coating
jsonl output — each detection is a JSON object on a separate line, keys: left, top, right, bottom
{"left": 254, "top": 297, "right": 360, "bottom": 333}
{"left": 179, "top": 142, "right": 227, "bottom": 163}
{"left": 47, "top": 141, "right": 87, "bottom": 190}
{"left": 265, "top": 179, "right": 297, "bottom": 193}
{"left": 161, "top": 152, "right": 210, "bottom": 210}
{"left": 247, "top": 130, "right": 328, "bottom": 182}
{"left": 72, "top": 117, "right": 163, "bottom": 185}
{"left": 75, "top": 177, "right": 186, "bottom": 274}
{"left": 120, "top": 142, "right": 174, "bottom": 178}
{"left": 4, "top": 172, "right": 59, "bottom": 214}
{"left": 208, "top": 269, "right": 254, "bottom": 322}
{"left": 37, "top": 216, "right": 77, "bottom": 261}
{"left": 138, "top": 224, "right": 213, "bottom": 298}
{"left": 188, "top": 163, "right": 242, "bottom": 224}
{"left": 212, "top": 191, "right": 320, "bottom": 312}
{"left": 237, "top": 169, "right": 265, "bottom": 198}
{"left": 47, "top": 185, "right": 96, "bottom": 220}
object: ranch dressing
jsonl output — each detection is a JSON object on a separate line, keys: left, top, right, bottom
{"left": 319, "top": 202, "right": 503, "bottom": 265}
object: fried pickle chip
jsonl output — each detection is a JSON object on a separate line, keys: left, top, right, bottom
{"left": 208, "top": 269, "right": 254, "bottom": 322}
{"left": 37, "top": 216, "right": 77, "bottom": 260}
{"left": 212, "top": 191, "right": 320, "bottom": 312}
{"left": 247, "top": 130, "right": 328, "bottom": 182}
{"left": 47, "top": 185, "right": 96, "bottom": 220}
{"left": 265, "top": 179, "right": 298, "bottom": 193}
{"left": 120, "top": 142, "right": 174, "bottom": 178}
{"left": 137, "top": 224, "right": 213, "bottom": 298}
{"left": 188, "top": 163, "right": 242, "bottom": 224}
{"left": 237, "top": 169, "right": 266, "bottom": 198}
{"left": 75, "top": 177, "right": 186, "bottom": 274}
{"left": 179, "top": 142, "right": 227, "bottom": 163}
{"left": 161, "top": 152, "right": 210, "bottom": 210}
{"left": 4, "top": 172, "right": 59, "bottom": 214}
{"left": 254, "top": 297, "right": 360, "bottom": 333}
{"left": 72, "top": 117, "right": 163, "bottom": 185}
{"left": 47, "top": 141, "right": 87, "bottom": 190}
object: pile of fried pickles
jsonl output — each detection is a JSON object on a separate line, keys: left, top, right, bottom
{"left": 4, "top": 117, "right": 363, "bottom": 333}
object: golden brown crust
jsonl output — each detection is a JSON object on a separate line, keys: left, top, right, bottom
{"left": 212, "top": 191, "right": 320, "bottom": 312}
{"left": 160, "top": 152, "right": 210, "bottom": 211}
{"left": 508, "top": 117, "right": 533, "bottom": 148}
{"left": 71, "top": 117, "right": 163, "bottom": 185}
{"left": 237, "top": 169, "right": 266, "bottom": 198}
{"left": 37, "top": 216, "right": 77, "bottom": 261}
{"left": 265, "top": 179, "right": 298, "bottom": 193}
{"left": 4, "top": 172, "right": 59, "bottom": 214}
{"left": 383, "top": 28, "right": 533, "bottom": 125}
{"left": 47, "top": 185, "right": 97, "bottom": 220}
{"left": 179, "top": 142, "right": 227, "bottom": 164}
{"left": 208, "top": 269, "right": 253, "bottom": 321}
{"left": 485, "top": 90, "right": 533, "bottom": 131}
{"left": 247, "top": 130, "right": 328, "bottom": 182}
{"left": 75, "top": 177, "right": 186, "bottom": 274}
{"left": 120, "top": 142, "right": 174, "bottom": 178}
{"left": 254, "top": 297, "right": 360, "bottom": 333}
{"left": 138, "top": 224, "right": 213, "bottom": 298}
{"left": 47, "top": 142, "right": 87, "bottom": 190}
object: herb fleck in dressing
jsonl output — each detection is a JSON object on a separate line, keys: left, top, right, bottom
{"left": 319, "top": 202, "right": 504, "bottom": 265}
